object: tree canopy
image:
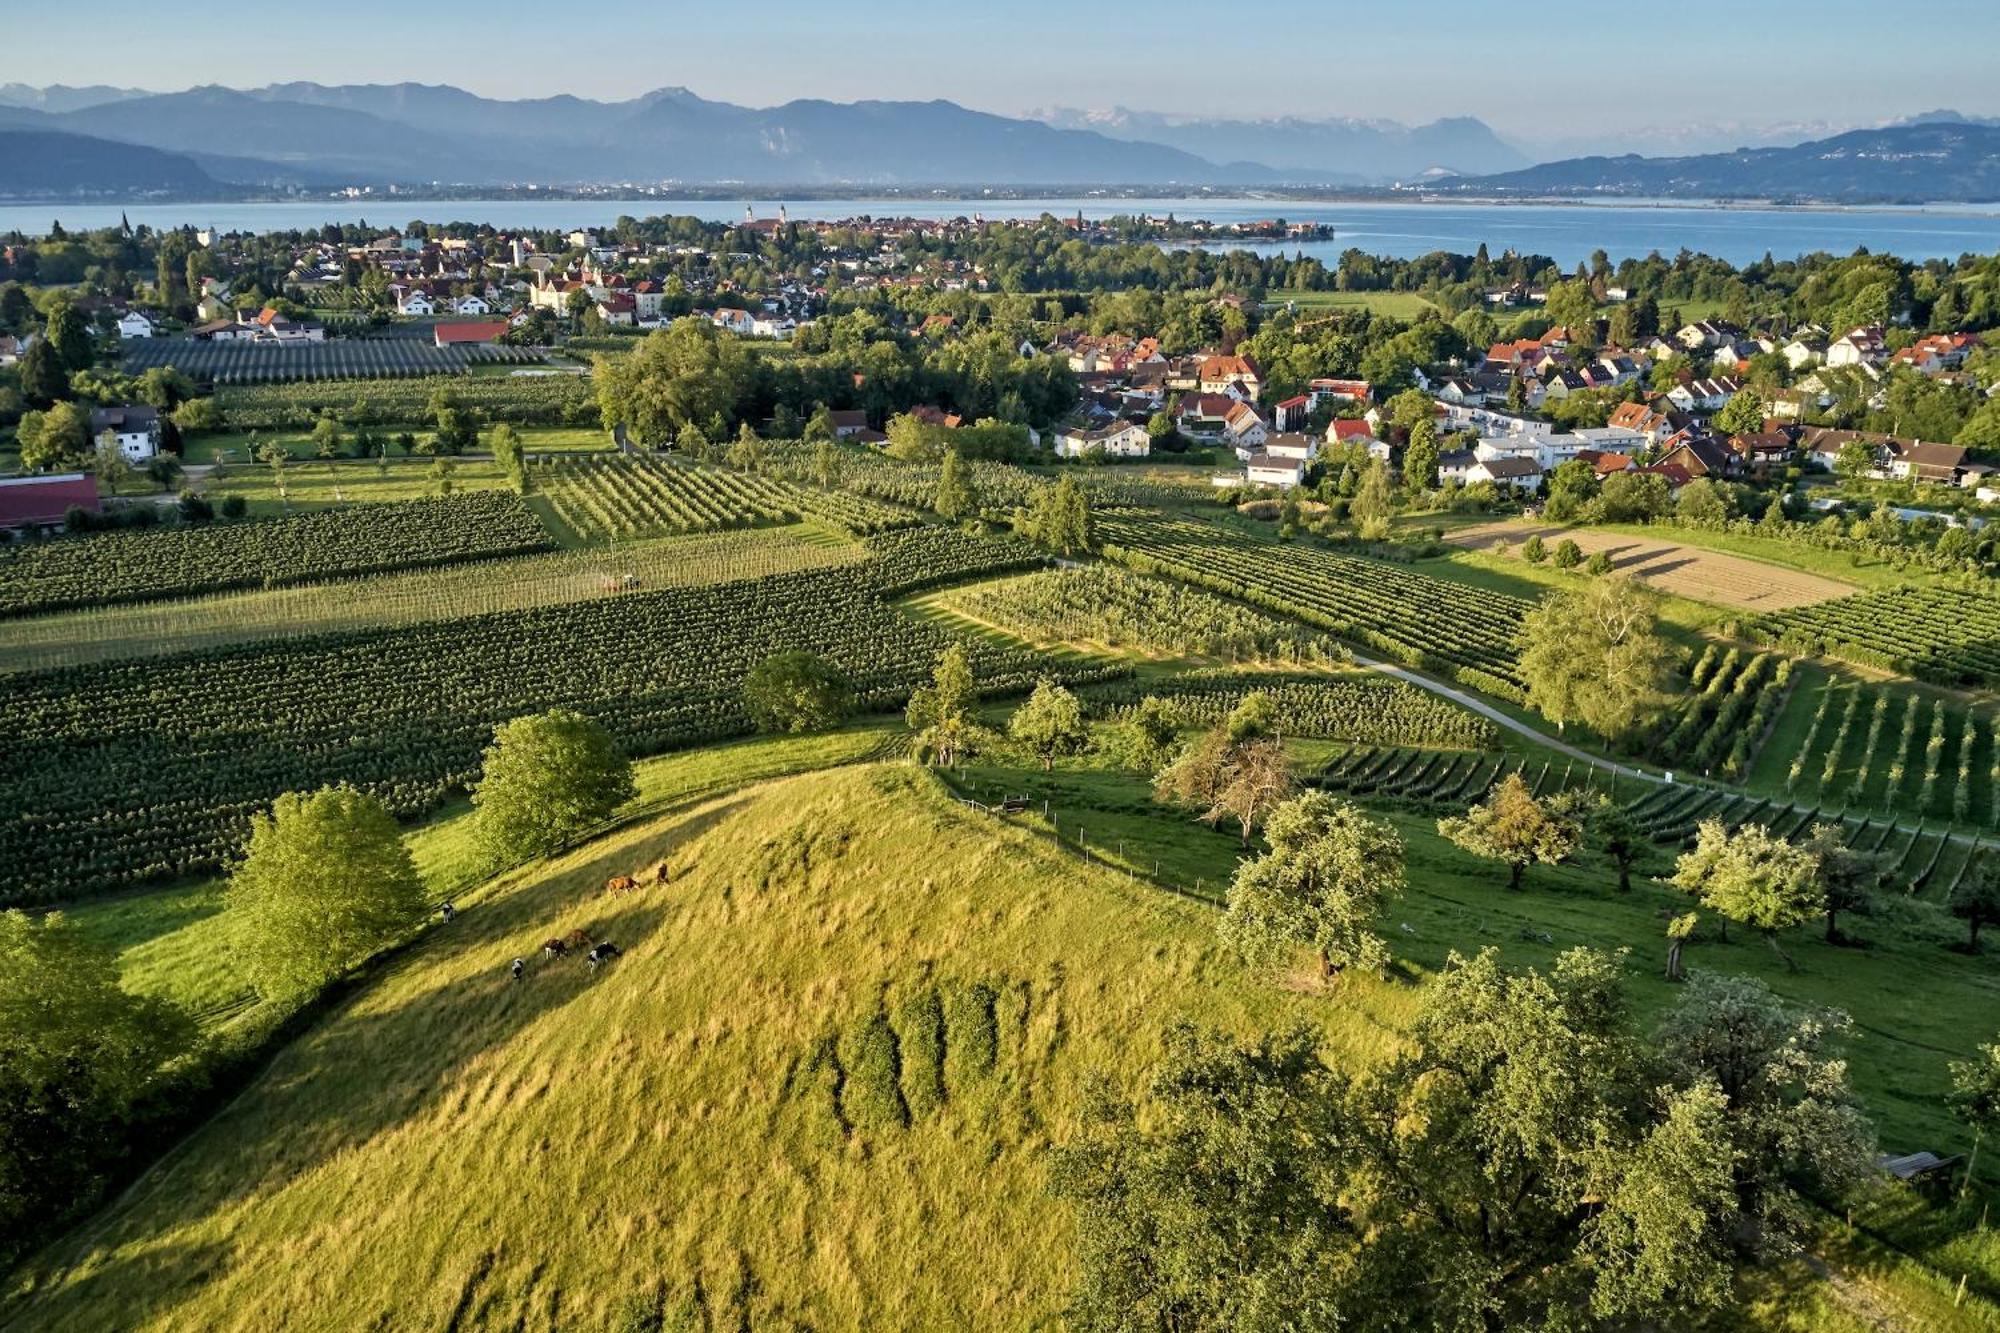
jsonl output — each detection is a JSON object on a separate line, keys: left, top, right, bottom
{"left": 1437, "top": 772, "right": 1581, "bottom": 891}
{"left": 471, "top": 709, "right": 636, "bottom": 866}
{"left": 1221, "top": 791, "right": 1403, "bottom": 981}
{"left": 1515, "top": 576, "right": 1673, "bottom": 741}
{"left": 742, "top": 651, "right": 855, "bottom": 735}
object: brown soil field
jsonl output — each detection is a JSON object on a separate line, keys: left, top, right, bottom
{"left": 1446, "top": 522, "right": 1856, "bottom": 612}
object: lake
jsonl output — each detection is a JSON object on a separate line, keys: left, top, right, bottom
{"left": 5, "top": 196, "right": 2000, "bottom": 267}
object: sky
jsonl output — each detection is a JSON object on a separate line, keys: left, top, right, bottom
{"left": 8, "top": 0, "right": 1998, "bottom": 140}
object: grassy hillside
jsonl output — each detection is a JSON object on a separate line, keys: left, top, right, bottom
{"left": 5, "top": 765, "right": 1371, "bottom": 1330}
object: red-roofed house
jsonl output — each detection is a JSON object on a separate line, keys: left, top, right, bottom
{"left": 1326, "top": 418, "right": 1375, "bottom": 446}
{"left": 1273, "top": 394, "right": 1311, "bottom": 432}
{"left": 433, "top": 320, "right": 511, "bottom": 348}
{"left": 1198, "top": 353, "right": 1264, "bottom": 401}
{"left": 0, "top": 473, "right": 99, "bottom": 530}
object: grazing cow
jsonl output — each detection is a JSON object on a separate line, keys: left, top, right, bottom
{"left": 605, "top": 875, "right": 636, "bottom": 896}
{"left": 541, "top": 938, "right": 568, "bottom": 960}
{"left": 636, "top": 858, "right": 670, "bottom": 886}
{"left": 510, "top": 957, "right": 526, "bottom": 983}
{"left": 439, "top": 901, "right": 456, "bottom": 924}
{"left": 564, "top": 928, "right": 593, "bottom": 950}
{"left": 585, "top": 942, "right": 623, "bottom": 970}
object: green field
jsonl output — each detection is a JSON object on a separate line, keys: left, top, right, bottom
{"left": 1276, "top": 289, "right": 1439, "bottom": 319}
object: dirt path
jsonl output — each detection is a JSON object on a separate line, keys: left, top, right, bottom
{"left": 1448, "top": 521, "right": 1856, "bottom": 612}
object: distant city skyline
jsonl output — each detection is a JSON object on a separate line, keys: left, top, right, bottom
{"left": 8, "top": 0, "right": 1998, "bottom": 143}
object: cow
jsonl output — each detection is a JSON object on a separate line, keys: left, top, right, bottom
{"left": 564, "top": 928, "right": 593, "bottom": 950}
{"left": 605, "top": 875, "right": 636, "bottom": 896}
{"left": 510, "top": 957, "right": 526, "bottom": 982}
{"left": 541, "top": 938, "right": 569, "bottom": 960}
{"left": 635, "top": 858, "right": 671, "bottom": 886}
{"left": 586, "top": 942, "right": 623, "bottom": 970}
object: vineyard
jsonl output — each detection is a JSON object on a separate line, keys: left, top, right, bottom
{"left": 0, "top": 528, "right": 867, "bottom": 673}
{"left": 0, "top": 528, "right": 1104, "bottom": 905}
{"left": 1095, "top": 670, "right": 1498, "bottom": 749}
{"left": 1098, "top": 512, "right": 1532, "bottom": 698}
{"left": 0, "top": 493, "right": 553, "bottom": 618}
{"left": 1309, "top": 746, "right": 1599, "bottom": 810}
{"left": 122, "top": 337, "right": 543, "bottom": 384}
{"left": 1620, "top": 783, "right": 1984, "bottom": 900}
{"left": 943, "top": 566, "right": 1340, "bottom": 664}
{"left": 1756, "top": 675, "right": 2000, "bottom": 830}
{"left": 1752, "top": 584, "right": 2000, "bottom": 687}
{"left": 535, "top": 456, "right": 917, "bottom": 541}
{"left": 752, "top": 442, "right": 1212, "bottom": 518}
{"left": 1650, "top": 647, "right": 1796, "bottom": 781}
{"left": 215, "top": 374, "right": 597, "bottom": 429}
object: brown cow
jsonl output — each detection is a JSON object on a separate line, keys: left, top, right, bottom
{"left": 541, "top": 938, "right": 569, "bottom": 959}
{"left": 564, "top": 928, "right": 593, "bottom": 950}
{"left": 605, "top": 875, "right": 636, "bottom": 895}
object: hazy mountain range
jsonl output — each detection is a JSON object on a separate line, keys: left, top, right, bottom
{"left": 0, "top": 82, "right": 1995, "bottom": 201}
{"left": 1448, "top": 122, "right": 2000, "bottom": 203}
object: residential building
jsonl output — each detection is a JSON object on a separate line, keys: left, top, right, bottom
{"left": 115, "top": 310, "right": 158, "bottom": 340}
{"left": 1054, "top": 420, "right": 1150, "bottom": 459}
{"left": 1827, "top": 325, "right": 1887, "bottom": 368}
{"left": 1242, "top": 453, "right": 1306, "bottom": 488}
{"left": 88, "top": 405, "right": 162, "bottom": 462}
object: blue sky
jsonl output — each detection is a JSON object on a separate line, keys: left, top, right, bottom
{"left": 10, "top": 0, "right": 1997, "bottom": 135}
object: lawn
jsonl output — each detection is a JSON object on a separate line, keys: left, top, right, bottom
{"left": 183, "top": 424, "right": 612, "bottom": 466}
{"left": 202, "top": 456, "right": 514, "bottom": 514}
{"left": 1276, "top": 289, "right": 1439, "bottom": 319}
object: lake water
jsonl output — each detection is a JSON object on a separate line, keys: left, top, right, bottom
{"left": 5, "top": 196, "right": 2000, "bottom": 267}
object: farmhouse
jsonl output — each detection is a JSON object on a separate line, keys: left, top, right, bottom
{"left": 0, "top": 473, "right": 99, "bottom": 531}
{"left": 1241, "top": 453, "right": 1306, "bottom": 488}
{"left": 115, "top": 310, "right": 159, "bottom": 340}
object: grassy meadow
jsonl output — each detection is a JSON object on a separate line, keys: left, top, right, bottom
{"left": 4, "top": 765, "right": 1343, "bottom": 1330}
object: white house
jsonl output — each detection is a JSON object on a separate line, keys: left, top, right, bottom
{"left": 1827, "top": 325, "right": 1887, "bottom": 369}
{"left": 89, "top": 405, "right": 161, "bottom": 462}
{"left": 115, "top": 310, "right": 158, "bottom": 340}
{"left": 397, "top": 290, "right": 438, "bottom": 316}
{"left": 1262, "top": 432, "right": 1318, "bottom": 463}
{"left": 1470, "top": 456, "right": 1543, "bottom": 493}
{"left": 1222, "top": 401, "right": 1269, "bottom": 454}
{"left": 1053, "top": 420, "right": 1150, "bottom": 459}
{"left": 454, "top": 295, "right": 492, "bottom": 315}
{"left": 1242, "top": 453, "right": 1306, "bottom": 488}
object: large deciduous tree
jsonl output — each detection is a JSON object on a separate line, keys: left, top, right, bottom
{"left": 1007, "top": 677, "right": 1089, "bottom": 770}
{"left": 596, "top": 317, "right": 752, "bottom": 446}
{"left": 472, "top": 709, "right": 636, "bottom": 866}
{"left": 227, "top": 785, "right": 428, "bottom": 999}
{"left": 742, "top": 651, "right": 855, "bottom": 735}
{"left": 1515, "top": 575, "right": 1673, "bottom": 741}
{"left": 1671, "top": 819, "right": 1823, "bottom": 969}
{"left": 1437, "top": 771, "right": 1581, "bottom": 891}
{"left": 1221, "top": 791, "right": 1403, "bottom": 981}
{"left": 906, "top": 643, "right": 984, "bottom": 767}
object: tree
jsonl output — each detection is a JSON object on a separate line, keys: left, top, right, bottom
{"left": 1022, "top": 473, "right": 1095, "bottom": 556}
{"left": 1221, "top": 791, "right": 1404, "bottom": 981}
{"left": 1007, "top": 677, "right": 1089, "bottom": 770}
{"left": 812, "top": 438, "right": 839, "bottom": 490}
{"left": 1672, "top": 819, "right": 1823, "bottom": 969}
{"left": 0, "top": 909, "right": 193, "bottom": 1260}
{"left": 1714, "top": 389, "right": 1767, "bottom": 437}
{"left": 1551, "top": 536, "right": 1583, "bottom": 569}
{"left": 1799, "top": 822, "right": 1884, "bottom": 944}
{"left": 1654, "top": 971, "right": 1872, "bottom": 1235}
{"left": 803, "top": 403, "right": 836, "bottom": 442}
{"left": 742, "top": 651, "right": 854, "bottom": 734}
{"left": 430, "top": 392, "right": 479, "bottom": 455}
{"left": 1349, "top": 457, "right": 1395, "bottom": 538}
{"left": 93, "top": 433, "right": 132, "bottom": 496}
{"left": 595, "top": 317, "right": 752, "bottom": 446}
{"left": 1675, "top": 477, "right": 1732, "bottom": 527}
{"left": 427, "top": 456, "right": 456, "bottom": 497}
{"left": 17, "top": 337, "right": 67, "bottom": 406}
{"left": 905, "top": 643, "right": 983, "bottom": 767}
{"left": 1951, "top": 856, "right": 2000, "bottom": 953}
{"left": 1521, "top": 532, "right": 1548, "bottom": 564}
{"left": 488, "top": 422, "right": 526, "bottom": 493}
{"left": 45, "top": 299, "right": 94, "bottom": 372}
{"left": 144, "top": 453, "right": 183, "bottom": 494}
{"left": 1402, "top": 416, "right": 1439, "bottom": 494}
{"left": 1155, "top": 730, "right": 1297, "bottom": 845}
{"left": 227, "top": 786, "right": 427, "bottom": 999}
{"left": 1948, "top": 1041, "right": 2000, "bottom": 1192}
{"left": 1437, "top": 772, "right": 1581, "bottom": 891}
{"left": 934, "top": 446, "right": 976, "bottom": 521}
{"left": 471, "top": 709, "right": 636, "bottom": 866}
{"left": 1515, "top": 576, "right": 1673, "bottom": 741}
{"left": 257, "top": 439, "right": 290, "bottom": 501}
{"left": 1586, "top": 797, "right": 1645, "bottom": 892}
{"left": 1834, "top": 439, "right": 1877, "bottom": 481}
{"left": 1109, "top": 695, "right": 1180, "bottom": 774}
{"left": 19, "top": 401, "right": 89, "bottom": 472}
{"left": 311, "top": 413, "right": 343, "bottom": 460}
{"left": 1545, "top": 279, "right": 1599, "bottom": 346}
